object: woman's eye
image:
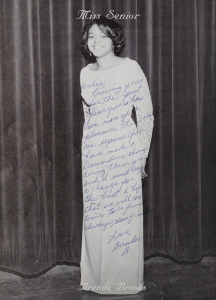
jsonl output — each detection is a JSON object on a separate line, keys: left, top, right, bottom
{"left": 88, "top": 35, "right": 94, "bottom": 39}
{"left": 102, "top": 35, "right": 107, "bottom": 38}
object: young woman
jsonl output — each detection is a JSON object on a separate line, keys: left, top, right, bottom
{"left": 79, "top": 16, "right": 154, "bottom": 295}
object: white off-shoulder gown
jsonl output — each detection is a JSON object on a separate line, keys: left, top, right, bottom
{"left": 80, "top": 58, "right": 153, "bottom": 295}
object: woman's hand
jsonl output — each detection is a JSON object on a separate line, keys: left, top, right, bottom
{"left": 141, "top": 159, "right": 148, "bottom": 179}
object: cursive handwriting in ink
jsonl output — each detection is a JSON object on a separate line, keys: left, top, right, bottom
{"left": 82, "top": 76, "right": 153, "bottom": 257}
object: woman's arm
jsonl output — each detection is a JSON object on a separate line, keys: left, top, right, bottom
{"left": 80, "top": 69, "right": 88, "bottom": 121}
{"left": 133, "top": 63, "right": 154, "bottom": 177}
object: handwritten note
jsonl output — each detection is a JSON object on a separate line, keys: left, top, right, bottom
{"left": 81, "top": 69, "right": 153, "bottom": 258}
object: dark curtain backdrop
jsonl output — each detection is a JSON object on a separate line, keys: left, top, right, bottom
{"left": 0, "top": 0, "right": 215, "bottom": 275}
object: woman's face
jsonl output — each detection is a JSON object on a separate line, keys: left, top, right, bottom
{"left": 87, "top": 24, "right": 113, "bottom": 58}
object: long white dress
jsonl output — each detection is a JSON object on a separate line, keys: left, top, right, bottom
{"left": 80, "top": 57, "right": 153, "bottom": 295}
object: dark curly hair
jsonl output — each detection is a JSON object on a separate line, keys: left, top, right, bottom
{"left": 80, "top": 16, "right": 125, "bottom": 62}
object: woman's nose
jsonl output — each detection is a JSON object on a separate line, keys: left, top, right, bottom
{"left": 94, "top": 36, "right": 101, "bottom": 43}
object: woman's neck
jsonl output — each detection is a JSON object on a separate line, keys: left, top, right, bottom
{"left": 95, "top": 53, "right": 116, "bottom": 71}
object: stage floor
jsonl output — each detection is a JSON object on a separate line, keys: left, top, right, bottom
{"left": 0, "top": 257, "right": 216, "bottom": 299}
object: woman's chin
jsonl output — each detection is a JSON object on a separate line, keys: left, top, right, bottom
{"left": 92, "top": 51, "right": 103, "bottom": 57}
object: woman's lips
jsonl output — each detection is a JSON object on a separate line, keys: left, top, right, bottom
{"left": 93, "top": 46, "right": 103, "bottom": 49}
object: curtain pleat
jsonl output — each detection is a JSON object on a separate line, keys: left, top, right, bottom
{"left": 0, "top": 0, "right": 215, "bottom": 275}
